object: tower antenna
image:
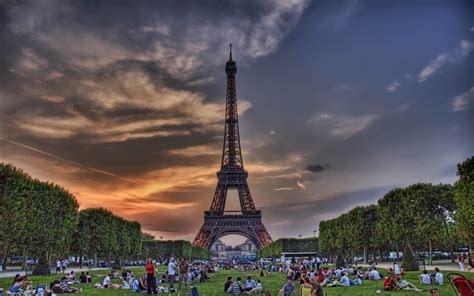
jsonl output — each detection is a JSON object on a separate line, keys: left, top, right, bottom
{"left": 229, "top": 43, "right": 232, "bottom": 60}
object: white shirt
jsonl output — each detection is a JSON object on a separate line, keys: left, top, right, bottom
{"left": 394, "top": 264, "right": 401, "bottom": 275}
{"left": 434, "top": 272, "right": 443, "bottom": 285}
{"left": 371, "top": 270, "right": 381, "bottom": 280}
{"left": 168, "top": 262, "right": 176, "bottom": 275}
{"left": 103, "top": 276, "right": 111, "bottom": 287}
{"left": 340, "top": 275, "right": 350, "bottom": 286}
{"left": 420, "top": 273, "right": 430, "bottom": 285}
{"left": 56, "top": 261, "right": 61, "bottom": 268}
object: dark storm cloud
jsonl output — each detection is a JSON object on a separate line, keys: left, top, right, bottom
{"left": 305, "top": 164, "right": 330, "bottom": 173}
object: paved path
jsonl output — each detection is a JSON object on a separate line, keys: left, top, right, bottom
{"left": 360, "top": 260, "right": 470, "bottom": 272}
{"left": 0, "top": 267, "right": 109, "bottom": 279}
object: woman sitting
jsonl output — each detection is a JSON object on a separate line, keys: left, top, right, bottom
{"left": 383, "top": 273, "right": 397, "bottom": 291}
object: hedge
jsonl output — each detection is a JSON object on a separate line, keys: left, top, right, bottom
{"left": 257, "top": 237, "right": 319, "bottom": 258}
{"left": 141, "top": 240, "right": 210, "bottom": 261}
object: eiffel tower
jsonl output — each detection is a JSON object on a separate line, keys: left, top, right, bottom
{"left": 193, "top": 45, "right": 272, "bottom": 249}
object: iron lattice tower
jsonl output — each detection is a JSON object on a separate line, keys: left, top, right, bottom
{"left": 193, "top": 45, "right": 272, "bottom": 249}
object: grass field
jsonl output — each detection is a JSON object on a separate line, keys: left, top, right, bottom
{"left": 1, "top": 266, "right": 473, "bottom": 295}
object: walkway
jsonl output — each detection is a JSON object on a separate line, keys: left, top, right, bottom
{"left": 0, "top": 266, "right": 108, "bottom": 279}
{"left": 360, "top": 259, "right": 468, "bottom": 272}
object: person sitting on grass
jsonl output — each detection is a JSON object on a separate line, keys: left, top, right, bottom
{"left": 369, "top": 267, "right": 381, "bottom": 280}
{"left": 383, "top": 273, "right": 397, "bottom": 291}
{"left": 245, "top": 279, "right": 263, "bottom": 294}
{"left": 245, "top": 276, "right": 256, "bottom": 292}
{"left": 338, "top": 272, "right": 351, "bottom": 287}
{"left": 79, "top": 272, "right": 87, "bottom": 284}
{"left": 224, "top": 276, "right": 233, "bottom": 293}
{"left": 8, "top": 275, "right": 24, "bottom": 294}
{"left": 431, "top": 267, "right": 443, "bottom": 285}
{"left": 232, "top": 277, "right": 244, "bottom": 295}
{"left": 95, "top": 273, "right": 121, "bottom": 289}
{"left": 60, "top": 276, "right": 82, "bottom": 293}
{"left": 321, "top": 267, "right": 332, "bottom": 279}
{"left": 67, "top": 271, "right": 77, "bottom": 283}
{"left": 418, "top": 270, "right": 431, "bottom": 285}
{"left": 280, "top": 279, "right": 296, "bottom": 296}
{"left": 86, "top": 272, "right": 92, "bottom": 283}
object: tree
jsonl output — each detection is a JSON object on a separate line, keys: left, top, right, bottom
{"left": 0, "top": 164, "right": 79, "bottom": 274}
{"left": 453, "top": 156, "right": 474, "bottom": 248}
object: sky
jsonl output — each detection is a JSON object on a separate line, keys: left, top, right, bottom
{"left": 0, "top": 0, "right": 473, "bottom": 246}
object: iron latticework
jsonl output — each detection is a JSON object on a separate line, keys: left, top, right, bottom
{"left": 193, "top": 45, "right": 272, "bottom": 249}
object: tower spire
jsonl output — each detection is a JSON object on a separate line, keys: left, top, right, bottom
{"left": 229, "top": 43, "right": 232, "bottom": 60}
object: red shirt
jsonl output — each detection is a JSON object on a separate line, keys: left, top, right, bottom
{"left": 145, "top": 263, "right": 154, "bottom": 274}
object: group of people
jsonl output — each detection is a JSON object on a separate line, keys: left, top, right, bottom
{"left": 141, "top": 257, "right": 210, "bottom": 294}
{"left": 382, "top": 265, "right": 444, "bottom": 293}
{"left": 224, "top": 276, "right": 263, "bottom": 294}
{"left": 7, "top": 273, "right": 84, "bottom": 295}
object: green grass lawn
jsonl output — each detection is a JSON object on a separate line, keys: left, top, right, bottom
{"left": 1, "top": 266, "right": 473, "bottom": 295}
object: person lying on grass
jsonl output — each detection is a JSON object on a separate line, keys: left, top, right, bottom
{"left": 60, "top": 276, "right": 82, "bottom": 293}
{"left": 396, "top": 277, "right": 422, "bottom": 292}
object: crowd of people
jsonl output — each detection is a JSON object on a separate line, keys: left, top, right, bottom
{"left": 3, "top": 254, "right": 473, "bottom": 295}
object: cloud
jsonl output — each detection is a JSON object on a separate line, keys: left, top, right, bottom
{"left": 296, "top": 180, "right": 306, "bottom": 190}
{"left": 386, "top": 81, "right": 401, "bottom": 93}
{"left": 274, "top": 187, "right": 294, "bottom": 191}
{"left": 305, "top": 164, "right": 330, "bottom": 173}
{"left": 452, "top": 87, "right": 474, "bottom": 111}
{"left": 10, "top": 68, "right": 254, "bottom": 143}
{"left": 307, "top": 112, "right": 378, "bottom": 140}
{"left": 418, "top": 40, "right": 474, "bottom": 82}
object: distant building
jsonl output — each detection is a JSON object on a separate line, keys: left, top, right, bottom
{"left": 210, "top": 239, "right": 256, "bottom": 259}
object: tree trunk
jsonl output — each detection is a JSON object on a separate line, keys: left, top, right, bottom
{"left": 396, "top": 242, "right": 400, "bottom": 260}
{"left": 21, "top": 248, "right": 28, "bottom": 271}
{"left": 47, "top": 250, "right": 51, "bottom": 270}
{"left": 429, "top": 239, "right": 433, "bottom": 266}
{"left": 2, "top": 243, "right": 10, "bottom": 271}
{"left": 363, "top": 245, "right": 367, "bottom": 264}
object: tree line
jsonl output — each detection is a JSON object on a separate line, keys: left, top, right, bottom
{"left": 141, "top": 240, "right": 210, "bottom": 261}
{"left": 0, "top": 163, "right": 144, "bottom": 272}
{"left": 318, "top": 156, "right": 473, "bottom": 270}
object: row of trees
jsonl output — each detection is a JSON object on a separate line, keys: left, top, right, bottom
{"left": 141, "top": 240, "right": 210, "bottom": 261}
{"left": 318, "top": 156, "right": 474, "bottom": 270}
{"left": 0, "top": 163, "right": 211, "bottom": 273}
{"left": 0, "top": 164, "right": 79, "bottom": 271}
{"left": 0, "top": 164, "right": 143, "bottom": 272}
{"left": 257, "top": 237, "right": 319, "bottom": 258}
{"left": 71, "top": 208, "right": 143, "bottom": 267}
